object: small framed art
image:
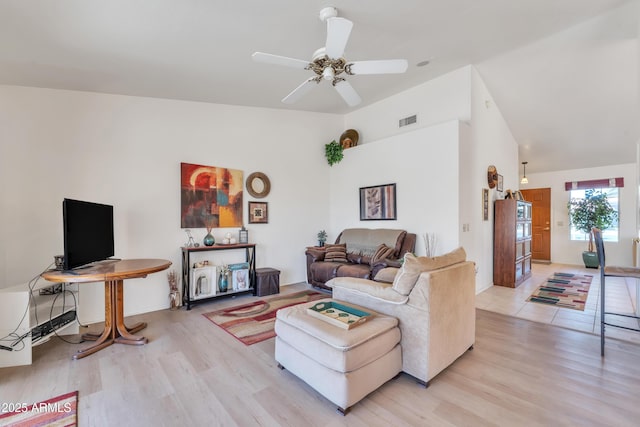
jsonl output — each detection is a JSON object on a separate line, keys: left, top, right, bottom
{"left": 497, "top": 174, "right": 503, "bottom": 192}
{"left": 359, "top": 183, "right": 397, "bottom": 221}
{"left": 248, "top": 201, "right": 268, "bottom": 224}
{"left": 482, "top": 188, "right": 489, "bottom": 221}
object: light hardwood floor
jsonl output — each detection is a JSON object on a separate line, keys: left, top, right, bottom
{"left": 477, "top": 263, "right": 640, "bottom": 345}
{"left": 1, "top": 282, "right": 639, "bottom": 426}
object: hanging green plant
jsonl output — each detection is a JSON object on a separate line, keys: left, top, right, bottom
{"left": 325, "top": 140, "right": 344, "bottom": 166}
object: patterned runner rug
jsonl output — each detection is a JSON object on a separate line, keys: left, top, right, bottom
{"left": 527, "top": 272, "right": 593, "bottom": 311}
{"left": 203, "top": 289, "right": 325, "bottom": 345}
{"left": 0, "top": 390, "right": 78, "bottom": 426}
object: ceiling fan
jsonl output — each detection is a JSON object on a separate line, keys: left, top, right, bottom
{"left": 252, "top": 7, "right": 408, "bottom": 107}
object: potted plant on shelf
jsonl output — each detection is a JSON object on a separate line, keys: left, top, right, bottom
{"left": 567, "top": 189, "right": 617, "bottom": 268}
{"left": 317, "top": 230, "right": 328, "bottom": 247}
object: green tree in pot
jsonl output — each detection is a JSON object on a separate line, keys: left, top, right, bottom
{"left": 567, "top": 189, "right": 618, "bottom": 268}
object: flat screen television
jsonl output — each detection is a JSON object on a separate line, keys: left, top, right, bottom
{"left": 63, "top": 198, "right": 114, "bottom": 270}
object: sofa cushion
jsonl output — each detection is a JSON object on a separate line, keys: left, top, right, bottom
{"left": 324, "top": 243, "right": 347, "bottom": 263}
{"left": 371, "top": 244, "right": 396, "bottom": 264}
{"left": 373, "top": 267, "right": 399, "bottom": 283}
{"left": 346, "top": 253, "right": 363, "bottom": 264}
{"left": 392, "top": 248, "right": 467, "bottom": 295}
{"left": 336, "top": 263, "right": 371, "bottom": 280}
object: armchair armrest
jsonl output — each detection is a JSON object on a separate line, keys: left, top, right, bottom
{"left": 305, "top": 246, "right": 325, "bottom": 284}
{"left": 327, "top": 277, "right": 408, "bottom": 304}
{"left": 305, "top": 247, "right": 326, "bottom": 262}
{"left": 370, "top": 258, "right": 402, "bottom": 279}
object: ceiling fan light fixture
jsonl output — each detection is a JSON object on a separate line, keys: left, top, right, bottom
{"left": 322, "top": 66, "right": 335, "bottom": 81}
{"left": 252, "top": 7, "right": 408, "bottom": 107}
{"left": 520, "top": 161, "right": 529, "bottom": 184}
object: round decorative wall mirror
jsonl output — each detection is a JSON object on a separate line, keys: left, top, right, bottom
{"left": 246, "top": 172, "right": 271, "bottom": 198}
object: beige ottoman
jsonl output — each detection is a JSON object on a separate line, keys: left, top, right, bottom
{"left": 274, "top": 298, "right": 402, "bottom": 414}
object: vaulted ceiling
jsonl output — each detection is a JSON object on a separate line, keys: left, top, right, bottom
{"left": 1, "top": 1, "right": 637, "bottom": 173}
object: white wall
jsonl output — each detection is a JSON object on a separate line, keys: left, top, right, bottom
{"left": 344, "top": 66, "right": 472, "bottom": 143}
{"left": 0, "top": 85, "right": 343, "bottom": 323}
{"left": 341, "top": 66, "right": 520, "bottom": 292}
{"left": 521, "top": 163, "right": 637, "bottom": 266}
{"left": 328, "top": 121, "right": 461, "bottom": 254}
{"left": 469, "top": 67, "right": 520, "bottom": 291}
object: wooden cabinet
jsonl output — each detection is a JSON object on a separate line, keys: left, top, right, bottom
{"left": 494, "top": 199, "right": 532, "bottom": 287}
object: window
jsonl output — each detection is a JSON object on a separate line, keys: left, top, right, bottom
{"left": 569, "top": 188, "right": 619, "bottom": 242}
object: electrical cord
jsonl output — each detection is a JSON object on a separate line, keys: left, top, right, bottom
{"left": 0, "top": 262, "right": 87, "bottom": 350}
{"left": 0, "top": 264, "right": 53, "bottom": 351}
{"left": 50, "top": 287, "right": 85, "bottom": 344}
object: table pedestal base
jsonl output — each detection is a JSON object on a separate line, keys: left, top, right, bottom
{"left": 73, "top": 279, "right": 149, "bottom": 360}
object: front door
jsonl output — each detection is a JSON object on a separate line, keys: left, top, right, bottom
{"left": 520, "top": 188, "right": 551, "bottom": 261}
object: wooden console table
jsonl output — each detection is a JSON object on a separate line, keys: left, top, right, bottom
{"left": 42, "top": 258, "right": 171, "bottom": 360}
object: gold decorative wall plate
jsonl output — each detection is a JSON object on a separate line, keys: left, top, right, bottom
{"left": 340, "top": 129, "right": 359, "bottom": 149}
{"left": 246, "top": 172, "right": 271, "bottom": 198}
{"left": 487, "top": 165, "right": 498, "bottom": 189}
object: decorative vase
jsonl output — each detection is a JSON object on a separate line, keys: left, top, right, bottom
{"left": 203, "top": 232, "right": 215, "bottom": 246}
{"left": 169, "top": 290, "right": 179, "bottom": 310}
{"left": 318, "top": 241, "right": 325, "bottom": 247}
{"left": 218, "top": 272, "right": 229, "bottom": 292}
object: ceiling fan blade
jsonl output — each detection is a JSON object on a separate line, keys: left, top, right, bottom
{"left": 347, "top": 59, "right": 409, "bottom": 75}
{"left": 325, "top": 17, "right": 353, "bottom": 59}
{"left": 252, "top": 52, "right": 310, "bottom": 69}
{"left": 282, "top": 77, "right": 319, "bottom": 104}
{"left": 333, "top": 80, "right": 362, "bottom": 107}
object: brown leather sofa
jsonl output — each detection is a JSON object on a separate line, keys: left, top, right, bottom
{"left": 305, "top": 228, "right": 416, "bottom": 291}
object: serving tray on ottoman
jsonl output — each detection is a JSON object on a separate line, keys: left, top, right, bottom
{"left": 306, "top": 301, "right": 372, "bottom": 329}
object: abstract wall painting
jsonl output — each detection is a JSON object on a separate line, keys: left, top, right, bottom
{"left": 181, "top": 162, "right": 243, "bottom": 228}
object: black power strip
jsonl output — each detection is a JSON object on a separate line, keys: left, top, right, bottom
{"left": 31, "top": 310, "right": 77, "bottom": 343}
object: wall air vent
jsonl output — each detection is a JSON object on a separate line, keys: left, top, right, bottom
{"left": 399, "top": 114, "right": 417, "bottom": 128}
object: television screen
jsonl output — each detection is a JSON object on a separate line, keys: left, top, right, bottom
{"left": 63, "top": 198, "right": 114, "bottom": 270}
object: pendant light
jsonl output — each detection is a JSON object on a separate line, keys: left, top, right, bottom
{"left": 520, "top": 161, "right": 529, "bottom": 184}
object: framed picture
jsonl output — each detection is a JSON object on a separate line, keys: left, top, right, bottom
{"left": 180, "top": 162, "right": 244, "bottom": 229}
{"left": 497, "top": 174, "right": 503, "bottom": 192}
{"left": 359, "top": 183, "right": 397, "bottom": 221}
{"left": 483, "top": 188, "right": 489, "bottom": 221}
{"left": 248, "top": 201, "right": 268, "bottom": 224}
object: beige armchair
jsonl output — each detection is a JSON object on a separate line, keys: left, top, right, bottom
{"left": 327, "top": 247, "right": 476, "bottom": 386}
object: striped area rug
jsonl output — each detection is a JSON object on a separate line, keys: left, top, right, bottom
{"left": 0, "top": 390, "right": 78, "bottom": 426}
{"left": 527, "top": 272, "right": 593, "bottom": 311}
